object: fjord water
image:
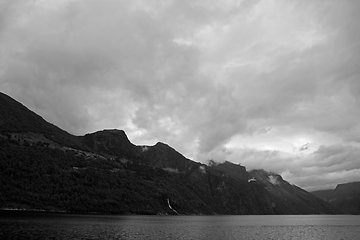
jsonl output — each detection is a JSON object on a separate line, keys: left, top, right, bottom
{"left": 1, "top": 213, "right": 360, "bottom": 240}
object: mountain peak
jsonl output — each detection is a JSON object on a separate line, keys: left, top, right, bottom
{"left": 100, "top": 129, "right": 126, "bottom": 133}
{"left": 81, "top": 129, "right": 136, "bottom": 157}
{"left": 335, "top": 181, "right": 360, "bottom": 192}
{"left": 210, "top": 160, "right": 249, "bottom": 181}
{"left": 155, "top": 141, "right": 169, "bottom": 147}
{"left": 312, "top": 181, "right": 360, "bottom": 214}
{"left": 87, "top": 129, "right": 129, "bottom": 139}
{"left": 249, "top": 169, "right": 286, "bottom": 186}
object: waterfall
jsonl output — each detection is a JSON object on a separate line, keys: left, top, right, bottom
{"left": 167, "top": 198, "right": 178, "bottom": 214}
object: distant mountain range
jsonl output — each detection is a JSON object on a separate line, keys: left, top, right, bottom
{"left": 311, "top": 182, "right": 360, "bottom": 214}
{"left": 0, "top": 91, "right": 346, "bottom": 214}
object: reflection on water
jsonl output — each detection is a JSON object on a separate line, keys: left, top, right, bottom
{"left": 1, "top": 212, "right": 360, "bottom": 240}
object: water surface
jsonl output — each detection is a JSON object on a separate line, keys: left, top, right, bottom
{"left": 1, "top": 212, "right": 360, "bottom": 239}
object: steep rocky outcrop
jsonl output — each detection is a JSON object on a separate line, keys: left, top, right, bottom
{"left": 0, "top": 91, "right": 342, "bottom": 215}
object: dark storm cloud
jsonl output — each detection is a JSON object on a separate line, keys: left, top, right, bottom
{"left": 1, "top": 0, "right": 360, "bottom": 190}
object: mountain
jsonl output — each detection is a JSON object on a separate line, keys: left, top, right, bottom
{"left": 249, "top": 170, "right": 341, "bottom": 214}
{"left": 0, "top": 91, "right": 341, "bottom": 214}
{"left": 311, "top": 182, "right": 360, "bottom": 214}
{"left": 0, "top": 92, "right": 88, "bottom": 151}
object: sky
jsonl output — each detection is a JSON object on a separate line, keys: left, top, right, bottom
{"left": 1, "top": 0, "right": 360, "bottom": 191}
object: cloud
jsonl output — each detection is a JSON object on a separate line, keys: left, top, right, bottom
{"left": 298, "top": 143, "right": 309, "bottom": 151}
{"left": 206, "top": 143, "right": 360, "bottom": 191}
{"left": 1, "top": 0, "right": 360, "bottom": 190}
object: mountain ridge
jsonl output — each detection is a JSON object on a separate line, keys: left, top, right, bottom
{"left": 0, "top": 91, "right": 342, "bottom": 215}
{"left": 311, "top": 181, "right": 360, "bottom": 214}
{"left": 0, "top": 92, "right": 89, "bottom": 151}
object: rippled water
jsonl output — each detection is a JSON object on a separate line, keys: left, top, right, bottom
{"left": 1, "top": 212, "right": 360, "bottom": 239}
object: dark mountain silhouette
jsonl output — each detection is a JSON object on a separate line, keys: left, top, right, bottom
{"left": 0, "top": 92, "right": 88, "bottom": 151}
{"left": 311, "top": 182, "right": 360, "bottom": 214}
{"left": 81, "top": 129, "right": 138, "bottom": 158}
{"left": 0, "top": 91, "right": 341, "bottom": 214}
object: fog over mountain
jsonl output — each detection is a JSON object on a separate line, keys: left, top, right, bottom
{"left": 1, "top": 0, "right": 360, "bottom": 191}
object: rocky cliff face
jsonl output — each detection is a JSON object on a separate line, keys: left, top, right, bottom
{"left": 312, "top": 182, "right": 360, "bottom": 214}
{"left": 0, "top": 91, "right": 342, "bottom": 215}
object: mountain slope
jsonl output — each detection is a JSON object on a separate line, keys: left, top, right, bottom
{"left": 0, "top": 92, "right": 88, "bottom": 151}
{"left": 312, "top": 182, "right": 360, "bottom": 214}
{"left": 0, "top": 91, "right": 342, "bottom": 215}
{"left": 249, "top": 170, "right": 340, "bottom": 214}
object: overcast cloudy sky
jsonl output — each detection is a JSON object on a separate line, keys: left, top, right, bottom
{"left": 1, "top": 0, "right": 360, "bottom": 191}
